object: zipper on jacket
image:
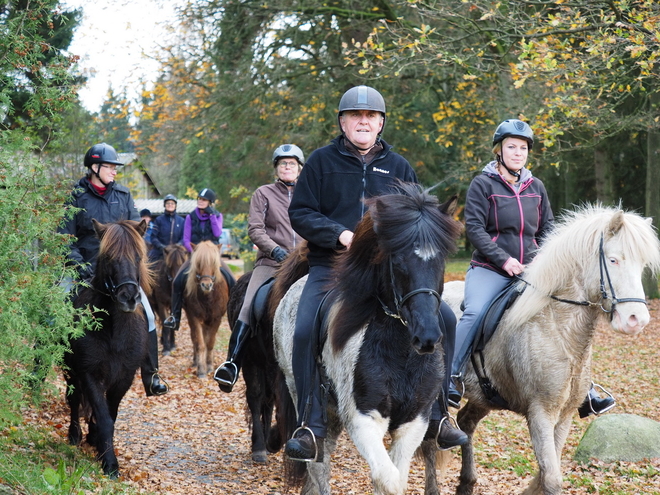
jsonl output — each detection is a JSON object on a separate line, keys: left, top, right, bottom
{"left": 288, "top": 187, "right": 297, "bottom": 248}
{"left": 502, "top": 177, "right": 531, "bottom": 264}
{"left": 361, "top": 156, "right": 367, "bottom": 218}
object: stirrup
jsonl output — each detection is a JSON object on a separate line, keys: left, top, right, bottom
{"left": 213, "top": 361, "right": 238, "bottom": 386}
{"left": 586, "top": 382, "right": 616, "bottom": 415}
{"left": 448, "top": 373, "right": 466, "bottom": 408}
{"left": 436, "top": 415, "right": 463, "bottom": 451}
{"left": 288, "top": 425, "right": 319, "bottom": 462}
{"left": 149, "top": 372, "right": 169, "bottom": 395}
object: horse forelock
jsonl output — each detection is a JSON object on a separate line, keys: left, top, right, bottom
{"left": 186, "top": 241, "right": 222, "bottom": 296}
{"left": 97, "top": 221, "right": 153, "bottom": 293}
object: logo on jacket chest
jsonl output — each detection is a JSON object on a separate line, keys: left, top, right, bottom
{"left": 373, "top": 167, "right": 389, "bottom": 174}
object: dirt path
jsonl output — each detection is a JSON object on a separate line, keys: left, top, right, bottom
{"left": 38, "top": 299, "right": 660, "bottom": 494}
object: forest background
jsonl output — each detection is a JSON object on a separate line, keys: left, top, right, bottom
{"left": 1, "top": 0, "right": 659, "bottom": 460}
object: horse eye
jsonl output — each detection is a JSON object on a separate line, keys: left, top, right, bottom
{"left": 609, "top": 257, "right": 618, "bottom": 265}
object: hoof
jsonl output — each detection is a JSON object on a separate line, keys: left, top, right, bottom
{"left": 252, "top": 450, "right": 268, "bottom": 463}
{"left": 162, "top": 350, "right": 171, "bottom": 357}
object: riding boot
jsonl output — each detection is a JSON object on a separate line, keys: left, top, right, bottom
{"left": 426, "top": 399, "right": 469, "bottom": 450}
{"left": 578, "top": 382, "right": 616, "bottom": 418}
{"left": 141, "top": 330, "right": 169, "bottom": 397}
{"left": 214, "top": 320, "right": 251, "bottom": 393}
{"left": 163, "top": 268, "right": 186, "bottom": 332}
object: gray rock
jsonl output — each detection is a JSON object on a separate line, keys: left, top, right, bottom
{"left": 574, "top": 413, "right": 660, "bottom": 463}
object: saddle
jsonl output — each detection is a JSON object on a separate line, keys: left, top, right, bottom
{"left": 248, "top": 277, "right": 276, "bottom": 335}
{"left": 468, "top": 279, "right": 526, "bottom": 409}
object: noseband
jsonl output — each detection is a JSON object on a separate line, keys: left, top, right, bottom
{"left": 521, "top": 234, "right": 647, "bottom": 318}
{"left": 379, "top": 256, "right": 442, "bottom": 327}
{"left": 196, "top": 274, "right": 216, "bottom": 284}
{"left": 103, "top": 277, "right": 140, "bottom": 301}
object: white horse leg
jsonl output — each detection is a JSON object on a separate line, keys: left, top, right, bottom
{"left": 346, "top": 411, "right": 402, "bottom": 495}
{"left": 388, "top": 416, "right": 428, "bottom": 492}
{"left": 524, "top": 407, "right": 563, "bottom": 495}
{"left": 553, "top": 415, "right": 573, "bottom": 466}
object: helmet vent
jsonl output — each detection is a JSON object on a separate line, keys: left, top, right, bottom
{"left": 514, "top": 121, "right": 526, "bottom": 131}
{"left": 357, "top": 86, "right": 368, "bottom": 105}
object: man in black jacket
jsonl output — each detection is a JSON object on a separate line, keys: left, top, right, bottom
{"left": 58, "top": 143, "right": 168, "bottom": 397}
{"left": 284, "top": 86, "right": 467, "bottom": 462}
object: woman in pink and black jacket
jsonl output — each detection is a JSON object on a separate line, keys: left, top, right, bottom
{"left": 448, "top": 119, "right": 615, "bottom": 418}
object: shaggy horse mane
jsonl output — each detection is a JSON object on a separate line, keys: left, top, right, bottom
{"left": 510, "top": 204, "right": 660, "bottom": 329}
{"left": 332, "top": 182, "right": 462, "bottom": 350}
{"left": 185, "top": 241, "right": 222, "bottom": 297}
{"left": 97, "top": 220, "right": 154, "bottom": 294}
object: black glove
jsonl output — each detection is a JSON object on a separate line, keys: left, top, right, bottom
{"left": 271, "top": 246, "right": 288, "bottom": 263}
{"left": 203, "top": 205, "right": 218, "bottom": 216}
{"left": 76, "top": 263, "right": 93, "bottom": 280}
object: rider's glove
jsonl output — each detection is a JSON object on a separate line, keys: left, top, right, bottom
{"left": 271, "top": 246, "right": 288, "bottom": 264}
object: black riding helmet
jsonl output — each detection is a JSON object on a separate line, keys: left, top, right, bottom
{"left": 198, "top": 188, "right": 216, "bottom": 203}
{"left": 337, "top": 86, "right": 387, "bottom": 140}
{"left": 163, "top": 194, "right": 178, "bottom": 205}
{"left": 492, "top": 119, "right": 534, "bottom": 181}
{"left": 84, "top": 143, "right": 124, "bottom": 186}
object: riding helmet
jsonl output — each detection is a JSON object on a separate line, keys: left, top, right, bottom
{"left": 338, "top": 85, "right": 386, "bottom": 134}
{"left": 140, "top": 209, "right": 152, "bottom": 218}
{"left": 84, "top": 143, "right": 124, "bottom": 168}
{"left": 198, "top": 188, "right": 216, "bottom": 203}
{"left": 492, "top": 119, "right": 534, "bottom": 150}
{"left": 272, "top": 144, "right": 305, "bottom": 167}
{"left": 163, "top": 193, "right": 178, "bottom": 205}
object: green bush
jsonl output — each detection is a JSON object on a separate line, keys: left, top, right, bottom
{"left": 0, "top": 136, "right": 85, "bottom": 425}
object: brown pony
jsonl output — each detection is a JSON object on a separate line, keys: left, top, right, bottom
{"left": 148, "top": 244, "right": 189, "bottom": 355}
{"left": 183, "top": 240, "right": 229, "bottom": 377}
{"left": 65, "top": 219, "right": 153, "bottom": 478}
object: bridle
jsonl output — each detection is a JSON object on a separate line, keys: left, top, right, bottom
{"left": 102, "top": 276, "right": 140, "bottom": 301}
{"left": 379, "top": 256, "right": 442, "bottom": 327}
{"left": 519, "top": 234, "right": 647, "bottom": 318}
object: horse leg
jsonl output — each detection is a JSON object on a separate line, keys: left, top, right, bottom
{"left": 80, "top": 375, "right": 119, "bottom": 478}
{"left": 388, "top": 416, "right": 429, "bottom": 493}
{"left": 189, "top": 317, "right": 203, "bottom": 376}
{"left": 420, "top": 439, "right": 442, "bottom": 495}
{"left": 346, "top": 412, "right": 403, "bottom": 495}
{"left": 204, "top": 322, "right": 219, "bottom": 376}
{"left": 456, "top": 400, "right": 491, "bottom": 495}
{"left": 523, "top": 408, "right": 563, "bottom": 495}
{"left": 65, "top": 377, "right": 82, "bottom": 446}
{"left": 302, "top": 413, "right": 341, "bottom": 495}
{"left": 244, "top": 363, "right": 268, "bottom": 463}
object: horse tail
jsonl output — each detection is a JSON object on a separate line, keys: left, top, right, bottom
{"left": 271, "top": 366, "right": 307, "bottom": 487}
{"left": 268, "top": 241, "right": 309, "bottom": 321}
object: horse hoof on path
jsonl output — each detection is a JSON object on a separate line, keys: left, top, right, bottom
{"left": 252, "top": 450, "right": 268, "bottom": 463}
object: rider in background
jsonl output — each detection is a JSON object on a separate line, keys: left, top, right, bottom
{"left": 148, "top": 194, "right": 185, "bottom": 262}
{"left": 139, "top": 208, "right": 154, "bottom": 249}
{"left": 213, "top": 144, "right": 304, "bottom": 393}
{"left": 58, "top": 142, "right": 169, "bottom": 397}
{"left": 284, "top": 86, "right": 468, "bottom": 463}
{"left": 164, "top": 188, "right": 234, "bottom": 332}
{"left": 448, "top": 119, "right": 615, "bottom": 418}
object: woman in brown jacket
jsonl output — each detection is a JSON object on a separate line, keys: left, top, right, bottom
{"left": 214, "top": 144, "right": 304, "bottom": 392}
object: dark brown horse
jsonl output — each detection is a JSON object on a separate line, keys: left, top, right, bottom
{"left": 225, "top": 247, "right": 310, "bottom": 463}
{"left": 182, "top": 241, "right": 230, "bottom": 377}
{"left": 148, "top": 244, "right": 188, "bottom": 355}
{"left": 64, "top": 219, "right": 153, "bottom": 478}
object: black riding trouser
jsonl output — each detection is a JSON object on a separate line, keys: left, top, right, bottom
{"left": 431, "top": 302, "right": 457, "bottom": 420}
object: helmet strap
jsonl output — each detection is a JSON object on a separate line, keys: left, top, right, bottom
{"left": 496, "top": 154, "right": 520, "bottom": 181}
{"left": 91, "top": 164, "right": 112, "bottom": 187}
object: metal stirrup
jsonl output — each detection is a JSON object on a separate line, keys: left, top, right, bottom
{"left": 214, "top": 361, "right": 238, "bottom": 386}
{"left": 288, "top": 425, "right": 319, "bottom": 462}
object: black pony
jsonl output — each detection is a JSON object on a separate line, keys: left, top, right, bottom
{"left": 64, "top": 219, "right": 153, "bottom": 478}
{"left": 273, "top": 183, "right": 462, "bottom": 495}
{"left": 225, "top": 248, "right": 310, "bottom": 463}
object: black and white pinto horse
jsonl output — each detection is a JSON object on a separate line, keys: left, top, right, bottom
{"left": 274, "top": 183, "right": 463, "bottom": 495}
{"left": 64, "top": 219, "right": 153, "bottom": 478}
{"left": 433, "top": 205, "right": 660, "bottom": 495}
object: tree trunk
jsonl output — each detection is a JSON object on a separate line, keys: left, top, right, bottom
{"left": 594, "top": 146, "right": 613, "bottom": 204}
{"left": 644, "top": 93, "right": 660, "bottom": 298}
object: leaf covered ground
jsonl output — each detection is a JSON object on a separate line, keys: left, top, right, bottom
{"left": 31, "top": 296, "right": 660, "bottom": 494}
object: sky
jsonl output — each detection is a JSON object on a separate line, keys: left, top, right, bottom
{"left": 63, "top": 0, "right": 184, "bottom": 113}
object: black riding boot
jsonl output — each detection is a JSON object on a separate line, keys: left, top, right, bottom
{"left": 214, "top": 320, "right": 251, "bottom": 393}
{"left": 163, "top": 267, "right": 187, "bottom": 332}
{"left": 578, "top": 382, "right": 616, "bottom": 418}
{"left": 142, "top": 330, "right": 169, "bottom": 397}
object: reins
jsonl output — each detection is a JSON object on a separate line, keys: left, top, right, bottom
{"left": 517, "top": 233, "right": 646, "bottom": 317}
{"left": 378, "top": 256, "right": 442, "bottom": 326}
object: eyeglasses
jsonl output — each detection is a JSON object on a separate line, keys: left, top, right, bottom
{"left": 99, "top": 163, "right": 122, "bottom": 171}
{"left": 277, "top": 161, "right": 298, "bottom": 168}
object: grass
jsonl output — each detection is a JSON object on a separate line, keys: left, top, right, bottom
{"left": 0, "top": 422, "right": 148, "bottom": 494}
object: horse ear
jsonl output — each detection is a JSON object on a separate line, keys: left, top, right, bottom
{"left": 607, "top": 210, "right": 624, "bottom": 237}
{"left": 439, "top": 194, "right": 459, "bottom": 217}
{"left": 190, "top": 242, "right": 197, "bottom": 251}
{"left": 92, "top": 219, "right": 106, "bottom": 238}
{"left": 137, "top": 219, "right": 148, "bottom": 237}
